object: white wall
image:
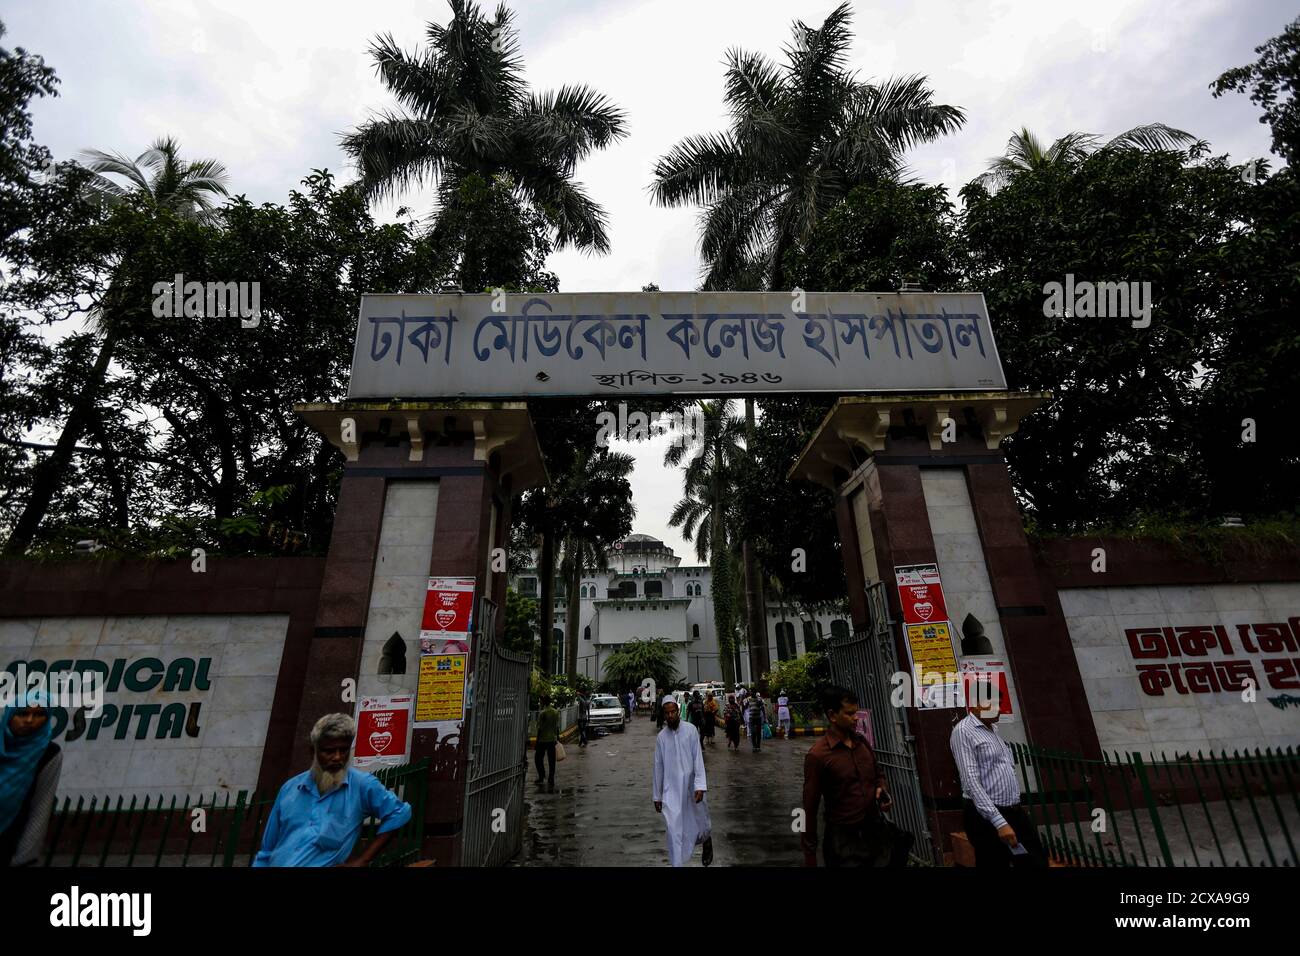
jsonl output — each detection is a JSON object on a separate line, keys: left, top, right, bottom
{"left": 1060, "top": 583, "right": 1300, "bottom": 759}
{"left": 357, "top": 480, "right": 439, "bottom": 701}
{"left": 1, "top": 613, "right": 290, "bottom": 802}
{"left": 921, "top": 469, "right": 1025, "bottom": 743}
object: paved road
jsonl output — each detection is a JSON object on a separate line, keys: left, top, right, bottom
{"left": 519, "top": 713, "right": 813, "bottom": 866}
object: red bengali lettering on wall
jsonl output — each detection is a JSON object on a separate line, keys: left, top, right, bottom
{"left": 1125, "top": 617, "right": 1300, "bottom": 696}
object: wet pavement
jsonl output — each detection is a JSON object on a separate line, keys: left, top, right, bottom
{"left": 519, "top": 714, "right": 813, "bottom": 867}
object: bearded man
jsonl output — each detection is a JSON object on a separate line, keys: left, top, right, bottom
{"left": 653, "top": 699, "right": 714, "bottom": 867}
{"left": 254, "top": 713, "right": 412, "bottom": 867}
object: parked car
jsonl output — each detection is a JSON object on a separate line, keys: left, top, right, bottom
{"left": 587, "top": 694, "right": 626, "bottom": 733}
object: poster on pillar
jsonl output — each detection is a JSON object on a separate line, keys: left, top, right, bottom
{"left": 354, "top": 695, "right": 413, "bottom": 769}
{"left": 959, "top": 658, "right": 1015, "bottom": 721}
{"left": 419, "top": 577, "right": 475, "bottom": 654}
{"left": 414, "top": 653, "right": 468, "bottom": 727}
{"left": 895, "top": 564, "right": 962, "bottom": 708}
{"left": 904, "top": 622, "right": 963, "bottom": 708}
{"left": 894, "top": 563, "right": 949, "bottom": 626}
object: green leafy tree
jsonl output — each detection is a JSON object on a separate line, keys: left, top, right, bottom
{"left": 502, "top": 586, "right": 537, "bottom": 655}
{"left": 3, "top": 135, "right": 230, "bottom": 554}
{"left": 1212, "top": 16, "right": 1300, "bottom": 166}
{"left": 600, "top": 638, "right": 680, "bottom": 696}
{"left": 972, "top": 123, "right": 1194, "bottom": 192}
{"left": 2, "top": 169, "right": 453, "bottom": 553}
{"left": 763, "top": 651, "right": 830, "bottom": 702}
{"left": 343, "top": 0, "right": 627, "bottom": 281}
{"left": 961, "top": 142, "right": 1297, "bottom": 528}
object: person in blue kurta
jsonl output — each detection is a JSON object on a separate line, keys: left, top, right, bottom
{"left": 254, "top": 713, "right": 411, "bottom": 867}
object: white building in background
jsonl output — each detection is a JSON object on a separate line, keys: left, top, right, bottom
{"left": 510, "top": 532, "right": 850, "bottom": 686}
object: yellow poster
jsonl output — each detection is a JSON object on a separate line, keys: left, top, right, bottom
{"left": 415, "top": 653, "right": 467, "bottom": 725}
{"left": 905, "top": 622, "right": 961, "bottom": 708}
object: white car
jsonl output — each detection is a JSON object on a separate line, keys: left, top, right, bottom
{"left": 586, "top": 694, "right": 626, "bottom": 733}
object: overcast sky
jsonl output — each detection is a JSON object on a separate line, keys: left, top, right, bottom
{"left": 6, "top": 0, "right": 1290, "bottom": 556}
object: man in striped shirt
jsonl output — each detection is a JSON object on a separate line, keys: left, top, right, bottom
{"left": 949, "top": 678, "right": 1046, "bottom": 867}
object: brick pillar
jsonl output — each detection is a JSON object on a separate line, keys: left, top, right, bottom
{"left": 292, "top": 402, "right": 545, "bottom": 866}
{"left": 291, "top": 474, "right": 386, "bottom": 755}
{"left": 854, "top": 452, "right": 968, "bottom": 854}
{"left": 791, "top": 393, "right": 1092, "bottom": 862}
{"left": 966, "top": 462, "right": 1100, "bottom": 757}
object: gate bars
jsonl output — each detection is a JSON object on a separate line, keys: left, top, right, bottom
{"left": 461, "top": 596, "right": 533, "bottom": 866}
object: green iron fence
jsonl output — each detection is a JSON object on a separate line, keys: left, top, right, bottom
{"left": 42, "top": 758, "right": 429, "bottom": 867}
{"left": 1010, "top": 743, "right": 1299, "bottom": 867}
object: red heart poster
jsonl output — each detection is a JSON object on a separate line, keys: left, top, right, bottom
{"left": 354, "top": 695, "right": 413, "bottom": 769}
{"left": 421, "top": 577, "right": 476, "bottom": 633}
{"left": 894, "top": 564, "right": 950, "bottom": 626}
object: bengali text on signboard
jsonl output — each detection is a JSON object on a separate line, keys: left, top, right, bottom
{"left": 348, "top": 292, "right": 1007, "bottom": 398}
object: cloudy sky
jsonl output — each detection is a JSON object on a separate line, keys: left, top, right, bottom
{"left": 7, "top": 0, "right": 1290, "bottom": 556}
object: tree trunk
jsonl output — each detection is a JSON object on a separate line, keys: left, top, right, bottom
{"left": 742, "top": 397, "right": 770, "bottom": 687}
{"left": 4, "top": 327, "right": 118, "bottom": 555}
{"left": 709, "top": 465, "right": 736, "bottom": 689}
{"left": 564, "top": 539, "right": 581, "bottom": 681}
{"left": 538, "top": 528, "right": 556, "bottom": 677}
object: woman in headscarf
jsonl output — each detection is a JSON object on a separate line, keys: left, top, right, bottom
{"left": 1, "top": 691, "right": 62, "bottom": 866}
{"left": 724, "top": 693, "right": 742, "bottom": 751}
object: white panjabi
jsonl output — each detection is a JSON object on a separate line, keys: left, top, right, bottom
{"left": 652, "top": 718, "right": 712, "bottom": 866}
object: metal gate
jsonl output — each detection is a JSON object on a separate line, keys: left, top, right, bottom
{"left": 826, "top": 582, "right": 939, "bottom": 865}
{"left": 461, "top": 597, "right": 532, "bottom": 866}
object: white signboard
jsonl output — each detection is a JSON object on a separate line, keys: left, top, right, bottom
{"left": 348, "top": 291, "right": 1006, "bottom": 398}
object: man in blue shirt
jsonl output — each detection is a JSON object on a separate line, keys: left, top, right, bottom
{"left": 254, "top": 713, "right": 412, "bottom": 867}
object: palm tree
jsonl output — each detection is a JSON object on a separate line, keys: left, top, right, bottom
{"left": 973, "top": 124, "right": 1196, "bottom": 192}
{"left": 79, "top": 136, "right": 230, "bottom": 220}
{"left": 343, "top": 0, "right": 627, "bottom": 273}
{"left": 553, "top": 447, "right": 635, "bottom": 680}
{"left": 4, "top": 138, "right": 229, "bottom": 555}
{"left": 650, "top": 3, "right": 965, "bottom": 684}
{"left": 649, "top": 1, "right": 965, "bottom": 291}
{"left": 665, "top": 401, "right": 747, "bottom": 686}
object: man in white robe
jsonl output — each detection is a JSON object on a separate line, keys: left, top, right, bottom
{"left": 653, "top": 699, "right": 714, "bottom": 866}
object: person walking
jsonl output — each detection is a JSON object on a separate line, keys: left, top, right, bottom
{"left": 744, "top": 692, "right": 765, "bottom": 752}
{"left": 950, "top": 678, "right": 1047, "bottom": 867}
{"left": 534, "top": 695, "right": 560, "bottom": 792}
{"left": 656, "top": 690, "right": 670, "bottom": 730}
{"left": 723, "top": 694, "right": 742, "bottom": 751}
{"left": 687, "top": 691, "right": 704, "bottom": 734}
{"left": 703, "top": 692, "right": 719, "bottom": 747}
{"left": 577, "top": 689, "right": 590, "bottom": 748}
{"left": 653, "top": 698, "right": 713, "bottom": 867}
{"left": 1, "top": 691, "right": 62, "bottom": 867}
{"left": 802, "top": 685, "right": 906, "bottom": 867}
{"left": 776, "top": 689, "right": 792, "bottom": 739}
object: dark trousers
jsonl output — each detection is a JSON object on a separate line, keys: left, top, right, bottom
{"left": 823, "top": 814, "right": 912, "bottom": 867}
{"left": 578, "top": 719, "right": 588, "bottom": 746}
{"left": 962, "top": 800, "right": 1047, "bottom": 867}
{"left": 534, "top": 742, "right": 556, "bottom": 783}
